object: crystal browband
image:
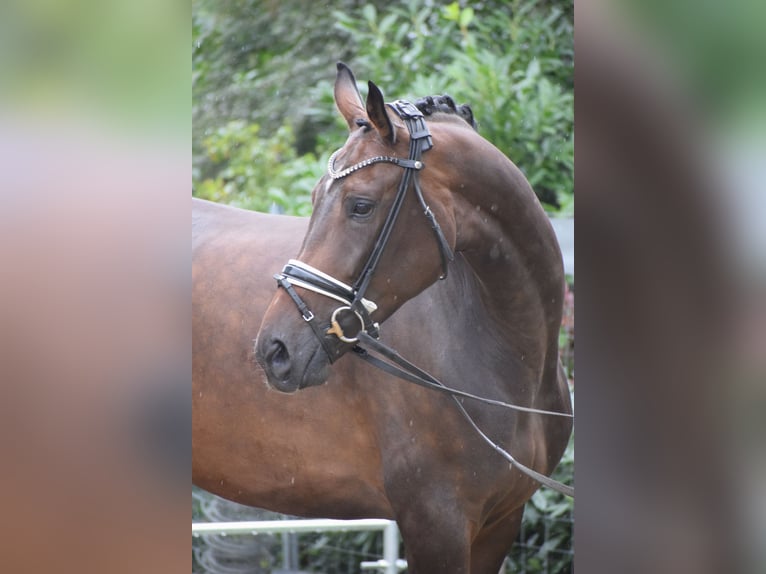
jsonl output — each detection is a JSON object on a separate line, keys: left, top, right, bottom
{"left": 327, "top": 149, "right": 423, "bottom": 180}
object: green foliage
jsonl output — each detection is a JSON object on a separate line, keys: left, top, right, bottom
{"left": 298, "top": 529, "right": 383, "bottom": 572}
{"left": 334, "top": 0, "right": 574, "bottom": 209}
{"left": 192, "top": 0, "right": 573, "bottom": 213}
{"left": 442, "top": 50, "right": 573, "bottom": 210}
{"left": 506, "top": 431, "right": 574, "bottom": 573}
{"left": 194, "top": 120, "right": 320, "bottom": 215}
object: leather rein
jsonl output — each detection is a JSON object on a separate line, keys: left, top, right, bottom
{"left": 272, "top": 100, "right": 574, "bottom": 498}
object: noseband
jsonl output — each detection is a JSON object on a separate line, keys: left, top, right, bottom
{"left": 273, "top": 100, "right": 454, "bottom": 357}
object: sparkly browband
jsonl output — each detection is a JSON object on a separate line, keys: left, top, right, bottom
{"left": 327, "top": 149, "right": 423, "bottom": 180}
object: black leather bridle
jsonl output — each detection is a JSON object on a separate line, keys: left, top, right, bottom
{"left": 273, "top": 100, "right": 454, "bottom": 356}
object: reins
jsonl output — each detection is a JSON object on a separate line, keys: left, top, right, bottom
{"left": 353, "top": 332, "right": 575, "bottom": 498}
{"left": 353, "top": 333, "right": 573, "bottom": 419}
{"left": 273, "top": 99, "right": 574, "bottom": 498}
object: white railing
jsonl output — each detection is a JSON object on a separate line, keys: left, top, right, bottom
{"left": 192, "top": 518, "right": 404, "bottom": 574}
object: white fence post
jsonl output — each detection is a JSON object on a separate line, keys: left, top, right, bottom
{"left": 383, "top": 520, "right": 399, "bottom": 574}
{"left": 550, "top": 216, "right": 573, "bottom": 276}
{"left": 192, "top": 518, "right": 405, "bottom": 572}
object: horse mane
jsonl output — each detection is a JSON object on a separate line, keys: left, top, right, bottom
{"left": 413, "top": 94, "right": 477, "bottom": 131}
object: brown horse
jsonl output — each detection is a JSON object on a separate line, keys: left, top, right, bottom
{"left": 193, "top": 64, "right": 572, "bottom": 573}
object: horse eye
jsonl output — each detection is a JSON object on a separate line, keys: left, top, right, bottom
{"left": 349, "top": 199, "right": 375, "bottom": 219}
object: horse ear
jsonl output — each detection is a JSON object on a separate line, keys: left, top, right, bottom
{"left": 334, "top": 62, "right": 365, "bottom": 130}
{"left": 366, "top": 81, "right": 396, "bottom": 145}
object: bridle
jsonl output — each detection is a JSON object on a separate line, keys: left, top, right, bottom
{"left": 273, "top": 100, "right": 454, "bottom": 356}
{"left": 271, "top": 100, "right": 575, "bottom": 498}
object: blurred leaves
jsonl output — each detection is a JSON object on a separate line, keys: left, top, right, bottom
{"left": 0, "top": 0, "right": 188, "bottom": 130}
{"left": 193, "top": 0, "right": 573, "bottom": 213}
{"left": 194, "top": 121, "right": 320, "bottom": 215}
{"left": 621, "top": 0, "right": 766, "bottom": 128}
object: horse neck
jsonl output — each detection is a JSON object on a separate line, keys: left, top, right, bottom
{"left": 441, "top": 136, "right": 565, "bottom": 377}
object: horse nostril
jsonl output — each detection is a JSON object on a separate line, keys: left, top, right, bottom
{"left": 266, "top": 338, "right": 291, "bottom": 380}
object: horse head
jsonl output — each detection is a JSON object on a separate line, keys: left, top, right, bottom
{"left": 255, "top": 63, "right": 461, "bottom": 392}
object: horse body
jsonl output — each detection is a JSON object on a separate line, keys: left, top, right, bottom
{"left": 193, "top": 198, "right": 392, "bottom": 518}
{"left": 194, "top": 64, "right": 572, "bottom": 573}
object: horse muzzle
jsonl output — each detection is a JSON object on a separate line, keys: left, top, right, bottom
{"left": 255, "top": 329, "right": 334, "bottom": 393}
{"left": 255, "top": 259, "right": 381, "bottom": 393}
